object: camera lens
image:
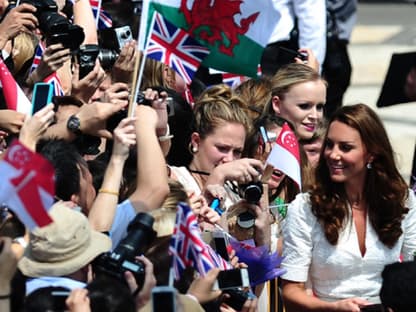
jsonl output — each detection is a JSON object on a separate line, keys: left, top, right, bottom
{"left": 98, "top": 49, "right": 118, "bottom": 71}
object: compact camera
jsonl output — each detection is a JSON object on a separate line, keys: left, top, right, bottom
{"left": 93, "top": 212, "right": 156, "bottom": 290}
{"left": 99, "top": 26, "right": 133, "bottom": 53}
{"left": 10, "top": 0, "right": 85, "bottom": 51}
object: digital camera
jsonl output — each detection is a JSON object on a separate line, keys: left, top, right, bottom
{"left": 93, "top": 212, "right": 156, "bottom": 290}
{"left": 19, "top": 0, "right": 85, "bottom": 51}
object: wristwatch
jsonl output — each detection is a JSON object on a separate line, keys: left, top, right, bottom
{"left": 67, "top": 115, "right": 82, "bottom": 136}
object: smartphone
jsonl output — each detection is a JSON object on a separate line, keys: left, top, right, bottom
{"left": 213, "top": 231, "right": 230, "bottom": 261}
{"left": 214, "top": 268, "right": 250, "bottom": 290}
{"left": 32, "top": 82, "right": 54, "bottom": 115}
{"left": 152, "top": 286, "right": 176, "bottom": 312}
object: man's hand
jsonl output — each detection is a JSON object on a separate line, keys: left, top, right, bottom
{"left": 124, "top": 255, "right": 156, "bottom": 310}
{"left": 66, "top": 288, "right": 91, "bottom": 312}
{"left": 28, "top": 43, "right": 71, "bottom": 84}
{"left": 19, "top": 104, "right": 55, "bottom": 151}
{"left": 75, "top": 101, "right": 127, "bottom": 139}
{"left": 71, "top": 60, "right": 106, "bottom": 104}
{"left": 0, "top": 3, "right": 38, "bottom": 48}
{"left": 111, "top": 40, "right": 137, "bottom": 84}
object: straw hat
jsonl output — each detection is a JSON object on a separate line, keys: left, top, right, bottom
{"left": 18, "top": 202, "right": 111, "bottom": 277}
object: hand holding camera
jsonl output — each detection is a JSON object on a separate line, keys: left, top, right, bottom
{"left": 209, "top": 158, "right": 264, "bottom": 187}
{"left": 124, "top": 255, "right": 156, "bottom": 309}
{"left": 111, "top": 40, "right": 137, "bottom": 84}
{"left": 71, "top": 59, "right": 106, "bottom": 104}
{"left": 0, "top": 3, "right": 38, "bottom": 47}
{"left": 29, "top": 43, "right": 71, "bottom": 83}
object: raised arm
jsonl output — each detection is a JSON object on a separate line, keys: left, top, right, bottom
{"left": 129, "top": 105, "right": 169, "bottom": 212}
{"left": 88, "top": 117, "right": 136, "bottom": 231}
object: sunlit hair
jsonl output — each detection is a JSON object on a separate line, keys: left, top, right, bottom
{"left": 150, "top": 179, "right": 189, "bottom": 237}
{"left": 235, "top": 76, "right": 273, "bottom": 121}
{"left": 12, "top": 33, "right": 37, "bottom": 74}
{"left": 264, "top": 63, "right": 326, "bottom": 115}
{"left": 193, "top": 84, "right": 252, "bottom": 139}
{"left": 141, "top": 57, "right": 176, "bottom": 90}
{"left": 310, "top": 104, "right": 409, "bottom": 248}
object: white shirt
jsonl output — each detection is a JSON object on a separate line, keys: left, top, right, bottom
{"left": 281, "top": 191, "right": 416, "bottom": 303}
{"left": 268, "top": 0, "right": 327, "bottom": 66}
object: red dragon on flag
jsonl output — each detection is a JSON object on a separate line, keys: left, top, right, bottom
{"left": 179, "top": 0, "right": 260, "bottom": 56}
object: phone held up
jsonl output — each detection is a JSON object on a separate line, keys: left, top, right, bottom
{"left": 213, "top": 268, "right": 250, "bottom": 290}
{"left": 152, "top": 286, "right": 176, "bottom": 312}
{"left": 31, "top": 82, "right": 54, "bottom": 115}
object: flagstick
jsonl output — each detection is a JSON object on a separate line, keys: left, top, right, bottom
{"left": 94, "top": 0, "right": 101, "bottom": 28}
{"left": 169, "top": 204, "right": 184, "bottom": 287}
{"left": 128, "top": 11, "right": 155, "bottom": 118}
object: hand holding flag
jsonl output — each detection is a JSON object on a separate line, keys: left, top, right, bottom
{"left": 169, "top": 203, "right": 231, "bottom": 281}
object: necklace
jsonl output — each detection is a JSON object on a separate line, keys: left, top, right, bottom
{"left": 187, "top": 167, "right": 210, "bottom": 176}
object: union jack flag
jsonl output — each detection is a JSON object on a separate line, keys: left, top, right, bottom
{"left": 169, "top": 203, "right": 231, "bottom": 280}
{"left": 30, "top": 42, "right": 45, "bottom": 74}
{"left": 146, "top": 12, "right": 210, "bottom": 85}
{"left": 30, "top": 42, "right": 64, "bottom": 96}
{"left": 44, "top": 74, "right": 65, "bottom": 96}
{"left": 89, "top": 0, "right": 112, "bottom": 30}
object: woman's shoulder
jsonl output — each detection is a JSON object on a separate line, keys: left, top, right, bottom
{"left": 405, "top": 190, "right": 416, "bottom": 209}
{"left": 287, "top": 192, "right": 315, "bottom": 219}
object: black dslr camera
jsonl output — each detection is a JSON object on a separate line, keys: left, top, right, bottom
{"left": 237, "top": 182, "right": 263, "bottom": 228}
{"left": 16, "top": 0, "right": 85, "bottom": 51}
{"left": 77, "top": 44, "right": 119, "bottom": 78}
{"left": 93, "top": 212, "right": 156, "bottom": 290}
{"left": 239, "top": 181, "right": 263, "bottom": 204}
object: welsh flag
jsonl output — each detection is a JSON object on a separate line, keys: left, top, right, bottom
{"left": 142, "top": 0, "right": 279, "bottom": 78}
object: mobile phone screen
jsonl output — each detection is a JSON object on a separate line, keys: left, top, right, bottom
{"left": 32, "top": 83, "right": 53, "bottom": 115}
{"left": 152, "top": 287, "right": 176, "bottom": 312}
{"left": 213, "top": 232, "right": 229, "bottom": 261}
{"left": 216, "top": 268, "right": 249, "bottom": 290}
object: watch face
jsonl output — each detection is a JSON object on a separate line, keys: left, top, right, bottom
{"left": 68, "top": 116, "right": 81, "bottom": 133}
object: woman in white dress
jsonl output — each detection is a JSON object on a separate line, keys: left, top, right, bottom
{"left": 281, "top": 104, "right": 416, "bottom": 312}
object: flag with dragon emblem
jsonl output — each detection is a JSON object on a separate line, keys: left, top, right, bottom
{"left": 141, "top": 0, "right": 279, "bottom": 78}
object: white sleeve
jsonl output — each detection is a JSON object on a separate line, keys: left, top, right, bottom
{"left": 294, "top": 0, "right": 327, "bottom": 69}
{"left": 281, "top": 193, "right": 316, "bottom": 282}
{"left": 401, "top": 191, "right": 416, "bottom": 260}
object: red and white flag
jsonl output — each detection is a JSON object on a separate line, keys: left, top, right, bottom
{"left": 266, "top": 123, "right": 302, "bottom": 189}
{"left": 0, "top": 58, "right": 32, "bottom": 115}
{"left": 0, "top": 140, "right": 55, "bottom": 230}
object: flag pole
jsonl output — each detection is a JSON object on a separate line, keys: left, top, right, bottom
{"left": 169, "top": 203, "right": 183, "bottom": 287}
{"left": 128, "top": 1, "right": 153, "bottom": 118}
{"left": 94, "top": 0, "right": 101, "bottom": 28}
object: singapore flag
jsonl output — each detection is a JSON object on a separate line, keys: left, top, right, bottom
{"left": 0, "top": 58, "right": 32, "bottom": 115}
{"left": 266, "top": 122, "right": 302, "bottom": 189}
{"left": 0, "top": 140, "right": 55, "bottom": 230}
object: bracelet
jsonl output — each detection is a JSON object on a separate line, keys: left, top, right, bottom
{"left": 158, "top": 124, "right": 173, "bottom": 142}
{"left": 98, "top": 189, "right": 119, "bottom": 196}
{"left": 0, "top": 294, "right": 10, "bottom": 300}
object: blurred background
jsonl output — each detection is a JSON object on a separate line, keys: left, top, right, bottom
{"left": 345, "top": 0, "right": 416, "bottom": 183}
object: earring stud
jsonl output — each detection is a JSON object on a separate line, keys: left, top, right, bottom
{"left": 366, "top": 162, "right": 372, "bottom": 169}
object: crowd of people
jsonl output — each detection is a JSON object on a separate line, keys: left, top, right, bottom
{"left": 0, "top": 0, "right": 415, "bottom": 312}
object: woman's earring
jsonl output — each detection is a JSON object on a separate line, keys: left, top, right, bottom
{"left": 188, "top": 143, "right": 198, "bottom": 154}
{"left": 366, "top": 162, "right": 372, "bottom": 169}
